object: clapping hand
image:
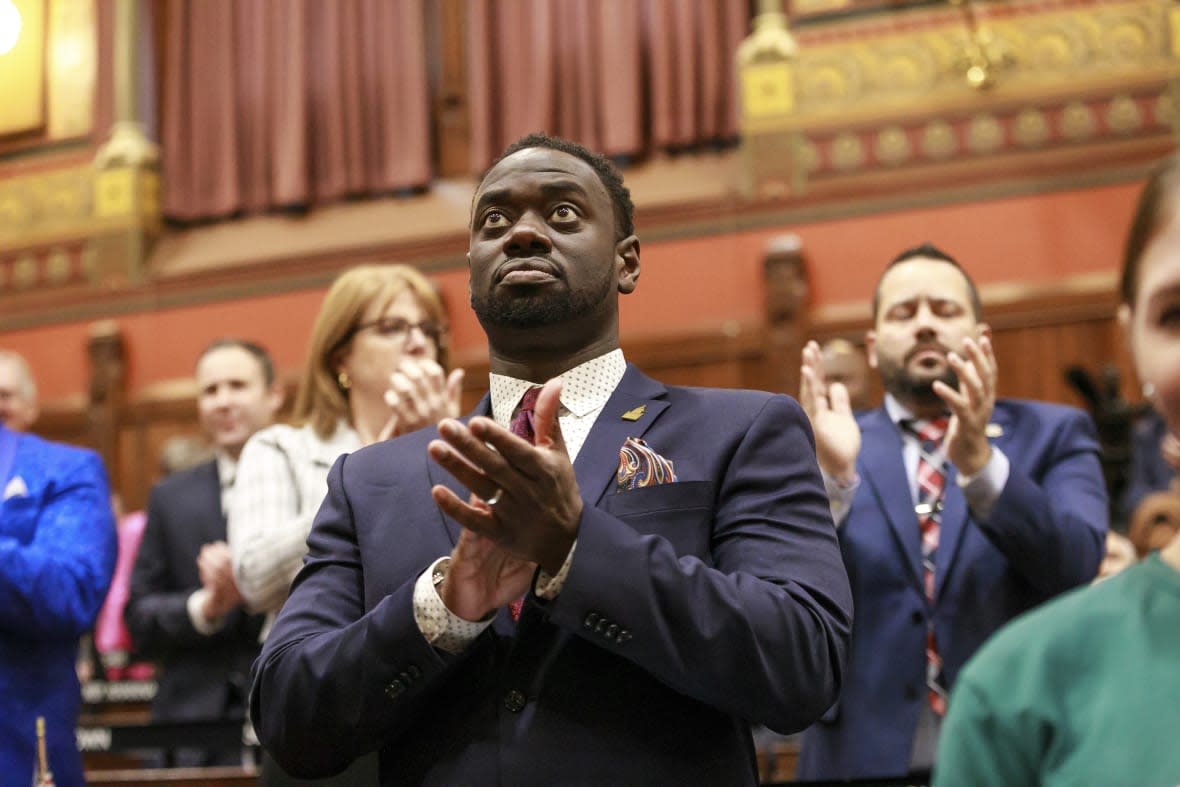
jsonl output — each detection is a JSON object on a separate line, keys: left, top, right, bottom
{"left": 374, "top": 358, "right": 465, "bottom": 443}
{"left": 196, "top": 540, "right": 243, "bottom": 620}
{"left": 427, "top": 378, "right": 582, "bottom": 621}
{"left": 934, "top": 335, "right": 996, "bottom": 477}
{"left": 800, "top": 340, "right": 861, "bottom": 481}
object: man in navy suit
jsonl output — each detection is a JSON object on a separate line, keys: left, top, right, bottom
{"left": 252, "top": 134, "right": 852, "bottom": 786}
{"left": 126, "top": 339, "right": 282, "bottom": 766}
{"left": 0, "top": 422, "right": 117, "bottom": 786}
{"left": 796, "top": 243, "right": 1107, "bottom": 780}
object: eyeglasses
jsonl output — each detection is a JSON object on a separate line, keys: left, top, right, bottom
{"left": 351, "top": 316, "right": 444, "bottom": 347}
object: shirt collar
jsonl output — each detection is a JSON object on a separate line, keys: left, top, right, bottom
{"left": 215, "top": 451, "right": 237, "bottom": 488}
{"left": 488, "top": 349, "right": 627, "bottom": 427}
{"left": 884, "top": 394, "right": 950, "bottom": 430}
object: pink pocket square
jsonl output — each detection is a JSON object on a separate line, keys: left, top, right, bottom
{"left": 615, "top": 437, "right": 677, "bottom": 492}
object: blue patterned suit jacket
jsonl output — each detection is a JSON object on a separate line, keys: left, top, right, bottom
{"left": 253, "top": 365, "right": 853, "bottom": 786}
{"left": 0, "top": 427, "right": 116, "bottom": 787}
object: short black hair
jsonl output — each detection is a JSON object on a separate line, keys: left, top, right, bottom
{"left": 871, "top": 242, "right": 983, "bottom": 322}
{"left": 479, "top": 133, "right": 635, "bottom": 240}
{"left": 197, "top": 338, "right": 276, "bottom": 386}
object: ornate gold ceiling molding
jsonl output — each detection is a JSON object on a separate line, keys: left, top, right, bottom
{"left": 0, "top": 161, "right": 158, "bottom": 291}
{"left": 789, "top": 0, "right": 1171, "bottom": 113}
{"left": 740, "top": 0, "right": 1178, "bottom": 193}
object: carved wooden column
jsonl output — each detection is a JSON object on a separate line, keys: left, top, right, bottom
{"left": 86, "top": 321, "right": 127, "bottom": 492}
{"left": 736, "top": 0, "right": 802, "bottom": 198}
{"left": 762, "top": 234, "right": 811, "bottom": 397}
{"left": 92, "top": 0, "right": 159, "bottom": 287}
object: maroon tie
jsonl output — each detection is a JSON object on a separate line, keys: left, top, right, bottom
{"left": 508, "top": 387, "right": 542, "bottom": 622}
{"left": 509, "top": 386, "right": 542, "bottom": 443}
{"left": 903, "top": 416, "right": 949, "bottom": 716}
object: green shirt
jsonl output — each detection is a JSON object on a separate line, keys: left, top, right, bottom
{"left": 934, "top": 553, "right": 1180, "bottom": 787}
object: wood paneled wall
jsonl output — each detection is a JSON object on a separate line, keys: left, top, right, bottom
{"left": 34, "top": 275, "right": 1131, "bottom": 513}
{"left": 808, "top": 275, "right": 1133, "bottom": 412}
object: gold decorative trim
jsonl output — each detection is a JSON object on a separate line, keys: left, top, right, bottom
{"left": 966, "top": 113, "right": 1004, "bottom": 154}
{"left": 1106, "top": 94, "right": 1144, "bottom": 134}
{"left": 47, "top": 0, "right": 97, "bottom": 139}
{"left": 799, "top": 138, "right": 822, "bottom": 173}
{"left": 1061, "top": 101, "right": 1097, "bottom": 141}
{"left": 831, "top": 132, "right": 867, "bottom": 170}
{"left": 1013, "top": 108, "right": 1050, "bottom": 147}
{"left": 920, "top": 121, "right": 958, "bottom": 159}
{"left": 874, "top": 126, "right": 912, "bottom": 166}
{"left": 1153, "top": 91, "right": 1175, "bottom": 127}
{"left": 784, "top": 0, "right": 1169, "bottom": 120}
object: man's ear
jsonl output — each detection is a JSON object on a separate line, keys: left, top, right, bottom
{"left": 267, "top": 381, "right": 285, "bottom": 416}
{"left": 616, "top": 236, "right": 640, "bottom": 295}
{"left": 466, "top": 251, "right": 474, "bottom": 302}
{"left": 865, "top": 330, "right": 879, "bottom": 369}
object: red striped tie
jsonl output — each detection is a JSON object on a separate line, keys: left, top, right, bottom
{"left": 904, "top": 417, "right": 949, "bottom": 716}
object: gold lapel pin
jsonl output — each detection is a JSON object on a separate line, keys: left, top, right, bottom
{"left": 985, "top": 423, "right": 1004, "bottom": 438}
{"left": 621, "top": 405, "right": 646, "bottom": 421}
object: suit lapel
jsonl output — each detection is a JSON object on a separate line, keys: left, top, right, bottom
{"left": 934, "top": 407, "right": 1010, "bottom": 603}
{"left": 860, "top": 409, "right": 924, "bottom": 589}
{"left": 572, "top": 365, "right": 669, "bottom": 506}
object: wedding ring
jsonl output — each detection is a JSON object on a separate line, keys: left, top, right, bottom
{"left": 486, "top": 487, "right": 504, "bottom": 507}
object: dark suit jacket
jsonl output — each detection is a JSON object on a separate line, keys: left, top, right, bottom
{"left": 125, "top": 460, "right": 264, "bottom": 735}
{"left": 252, "top": 366, "right": 853, "bottom": 786}
{"left": 797, "top": 400, "right": 1107, "bottom": 780}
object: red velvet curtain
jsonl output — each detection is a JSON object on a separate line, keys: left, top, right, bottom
{"left": 466, "top": 0, "right": 749, "bottom": 173}
{"left": 161, "top": 0, "right": 431, "bottom": 222}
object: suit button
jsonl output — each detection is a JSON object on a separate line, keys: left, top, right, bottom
{"left": 504, "top": 689, "right": 527, "bottom": 713}
{"left": 584, "top": 612, "right": 600, "bottom": 629}
{"left": 385, "top": 679, "right": 406, "bottom": 699}
{"left": 606, "top": 623, "right": 619, "bottom": 639}
{"left": 617, "top": 629, "right": 632, "bottom": 643}
{"left": 904, "top": 685, "right": 918, "bottom": 701}
{"left": 595, "top": 619, "right": 608, "bottom": 634}
{"left": 911, "top": 610, "right": 924, "bottom": 625}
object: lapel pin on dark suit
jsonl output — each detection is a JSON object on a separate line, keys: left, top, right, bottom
{"left": 621, "top": 405, "right": 646, "bottom": 421}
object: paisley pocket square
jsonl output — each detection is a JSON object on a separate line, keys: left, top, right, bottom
{"left": 3, "top": 476, "right": 28, "bottom": 501}
{"left": 615, "top": 437, "right": 677, "bottom": 492}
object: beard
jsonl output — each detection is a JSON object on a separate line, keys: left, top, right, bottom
{"left": 471, "top": 273, "right": 613, "bottom": 330}
{"left": 877, "top": 353, "right": 959, "bottom": 408}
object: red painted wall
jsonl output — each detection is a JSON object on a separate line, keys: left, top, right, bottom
{"left": 3, "top": 180, "right": 1142, "bottom": 403}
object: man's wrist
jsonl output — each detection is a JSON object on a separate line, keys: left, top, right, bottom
{"left": 538, "top": 531, "right": 577, "bottom": 575}
{"left": 955, "top": 443, "right": 993, "bottom": 479}
{"left": 437, "top": 560, "right": 497, "bottom": 623}
{"left": 187, "top": 589, "right": 227, "bottom": 635}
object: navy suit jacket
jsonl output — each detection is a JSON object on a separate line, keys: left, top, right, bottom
{"left": 797, "top": 400, "right": 1107, "bottom": 780}
{"left": 0, "top": 429, "right": 116, "bottom": 787}
{"left": 252, "top": 366, "right": 853, "bottom": 786}
{"left": 125, "top": 460, "right": 263, "bottom": 733}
